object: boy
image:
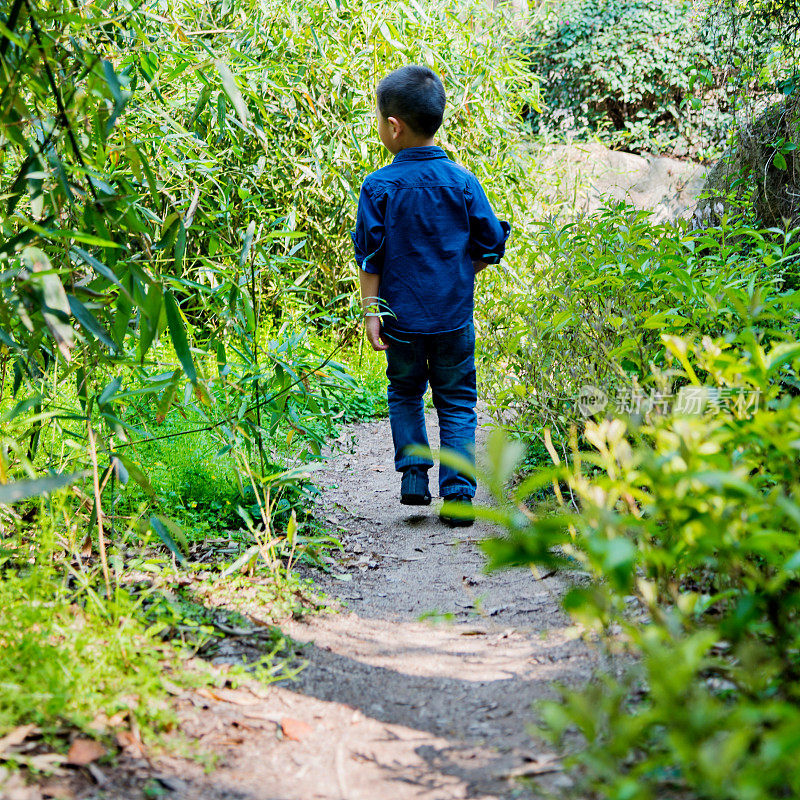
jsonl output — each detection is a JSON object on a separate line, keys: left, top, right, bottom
{"left": 351, "top": 65, "right": 510, "bottom": 527}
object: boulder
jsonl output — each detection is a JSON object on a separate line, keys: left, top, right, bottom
{"left": 694, "top": 98, "right": 799, "bottom": 229}
{"left": 541, "top": 142, "right": 707, "bottom": 222}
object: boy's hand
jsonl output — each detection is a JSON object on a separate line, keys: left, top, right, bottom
{"left": 364, "top": 316, "right": 389, "bottom": 351}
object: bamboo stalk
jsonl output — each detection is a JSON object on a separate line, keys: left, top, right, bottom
{"left": 87, "top": 424, "right": 112, "bottom": 599}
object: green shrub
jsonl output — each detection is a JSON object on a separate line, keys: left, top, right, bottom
{"left": 523, "top": 0, "right": 731, "bottom": 156}
{"left": 529, "top": 333, "right": 800, "bottom": 799}
{"left": 473, "top": 211, "right": 800, "bottom": 800}
{"left": 477, "top": 207, "right": 800, "bottom": 443}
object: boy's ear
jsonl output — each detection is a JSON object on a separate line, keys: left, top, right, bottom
{"left": 387, "top": 115, "right": 404, "bottom": 139}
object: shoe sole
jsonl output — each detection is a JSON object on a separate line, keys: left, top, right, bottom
{"left": 440, "top": 516, "right": 474, "bottom": 528}
{"left": 401, "top": 494, "right": 432, "bottom": 506}
{"left": 440, "top": 496, "right": 474, "bottom": 527}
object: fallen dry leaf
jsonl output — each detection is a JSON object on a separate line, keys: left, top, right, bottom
{"left": 66, "top": 738, "right": 105, "bottom": 766}
{"left": 281, "top": 718, "right": 313, "bottom": 741}
{"left": 0, "top": 725, "right": 37, "bottom": 756}
{"left": 25, "top": 753, "right": 67, "bottom": 773}
{"left": 87, "top": 714, "right": 108, "bottom": 734}
{"left": 107, "top": 711, "right": 127, "bottom": 728}
{"left": 506, "top": 753, "right": 563, "bottom": 778}
{"left": 195, "top": 687, "right": 222, "bottom": 703}
{"left": 87, "top": 711, "right": 128, "bottom": 734}
{"left": 116, "top": 694, "right": 140, "bottom": 710}
{"left": 0, "top": 770, "right": 41, "bottom": 800}
{"left": 115, "top": 730, "right": 145, "bottom": 760}
{"left": 162, "top": 679, "right": 183, "bottom": 696}
{"left": 212, "top": 688, "right": 260, "bottom": 706}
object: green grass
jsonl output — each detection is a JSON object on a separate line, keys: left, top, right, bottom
{"left": 0, "top": 530, "right": 188, "bottom": 739}
{"left": 0, "top": 506, "right": 307, "bottom": 745}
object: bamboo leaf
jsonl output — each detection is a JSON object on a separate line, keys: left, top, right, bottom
{"left": 215, "top": 60, "right": 249, "bottom": 127}
{"left": 164, "top": 290, "right": 197, "bottom": 384}
{"left": 116, "top": 454, "right": 154, "bottom": 497}
{"left": 71, "top": 248, "right": 132, "bottom": 301}
{"left": 23, "top": 247, "right": 75, "bottom": 361}
{"left": 98, "top": 376, "right": 122, "bottom": 406}
{"left": 221, "top": 544, "right": 260, "bottom": 577}
{"left": 0, "top": 471, "right": 88, "bottom": 504}
{"left": 240, "top": 220, "right": 256, "bottom": 267}
{"left": 67, "top": 295, "right": 117, "bottom": 352}
{"left": 174, "top": 219, "right": 187, "bottom": 270}
{"left": 150, "top": 515, "right": 187, "bottom": 563}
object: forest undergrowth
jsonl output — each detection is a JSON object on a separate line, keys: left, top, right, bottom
{"left": 2, "top": 0, "right": 800, "bottom": 798}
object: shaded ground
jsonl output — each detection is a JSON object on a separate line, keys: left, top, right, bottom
{"left": 20, "top": 415, "right": 601, "bottom": 800}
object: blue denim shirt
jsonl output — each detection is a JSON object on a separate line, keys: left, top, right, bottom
{"left": 351, "top": 146, "right": 510, "bottom": 335}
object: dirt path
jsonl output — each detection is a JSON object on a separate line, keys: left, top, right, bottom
{"left": 131, "top": 413, "right": 596, "bottom": 800}
{"left": 43, "top": 415, "right": 600, "bottom": 800}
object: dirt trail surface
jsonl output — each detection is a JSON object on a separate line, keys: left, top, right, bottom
{"left": 38, "top": 416, "right": 600, "bottom": 800}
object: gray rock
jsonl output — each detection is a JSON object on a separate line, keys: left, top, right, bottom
{"left": 541, "top": 142, "right": 707, "bottom": 222}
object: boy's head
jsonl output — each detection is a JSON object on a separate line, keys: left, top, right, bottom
{"left": 376, "top": 65, "right": 445, "bottom": 151}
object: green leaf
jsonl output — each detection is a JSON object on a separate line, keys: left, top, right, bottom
{"left": 221, "top": 544, "right": 260, "bottom": 577}
{"left": 486, "top": 428, "right": 525, "bottom": 488}
{"left": 103, "top": 59, "right": 123, "bottom": 104}
{"left": 76, "top": 367, "right": 88, "bottom": 410}
{"left": 765, "top": 342, "right": 800, "bottom": 375}
{"left": 115, "top": 454, "right": 154, "bottom": 497}
{"left": 98, "top": 376, "right": 122, "bottom": 406}
{"left": 662, "top": 334, "right": 700, "bottom": 385}
{"left": 137, "top": 284, "right": 163, "bottom": 363}
{"left": 0, "top": 471, "right": 88, "bottom": 504}
{"left": 774, "top": 152, "right": 788, "bottom": 171}
{"left": 136, "top": 146, "right": 159, "bottom": 206}
{"left": 16, "top": 219, "right": 120, "bottom": 247}
{"left": 156, "top": 370, "right": 181, "bottom": 422}
{"left": 23, "top": 247, "right": 75, "bottom": 360}
{"left": 110, "top": 456, "right": 129, "bottom": 485}
{"left": 693, "top": 471, "right": 758, "bottom": 498}
{"left": 71, "top": 247, "right": 132, "bottom": 301}
{"left": 113, "top": 281, "right": 133, "bottom": 348}
{"left": 150, "top": 515, "right": 187, "bottom": 563}
{"left": 513, "top": 466, "right": 561, "bottom": 502}
{"left": 67, "top": 296, "right": 117, "bottom": 352}
{"left": 216, "top": 341, "right": 229, "bottom": 377}
{"left": 215, "top": 60, "right": 249, "bottom": 127}
{"left": 240, "top": 220, "right": 256, "bottom": 267}
{"left": 164, "top": 290, "right": 197, "bottom": 384}
{"left": 174, "top": 219, "right": 187, "bottom": 270}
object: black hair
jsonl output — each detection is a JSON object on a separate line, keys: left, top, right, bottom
{"left": 376, "top": 65, "right": 446, "bottom": 137}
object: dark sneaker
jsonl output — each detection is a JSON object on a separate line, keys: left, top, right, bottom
{"left": 401, "top": 468, "right": 431, "bottom": 506}
{"left": 439, "top": 494, "right": 474, "bottom": 527}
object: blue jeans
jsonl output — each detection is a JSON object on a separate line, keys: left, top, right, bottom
{"left": 384, "top": 323, "right": 477, "bottom": 498}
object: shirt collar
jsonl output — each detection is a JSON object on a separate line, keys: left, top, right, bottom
{"left": 392, "top": 146, "right": 448, "bottom": 163}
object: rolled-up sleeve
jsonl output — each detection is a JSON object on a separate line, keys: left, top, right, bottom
{"left": 466, "top": 177, "right": 511, "bottom": 264}
{"left": 351, "top": 184, "right": 385, "bottom": 274}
